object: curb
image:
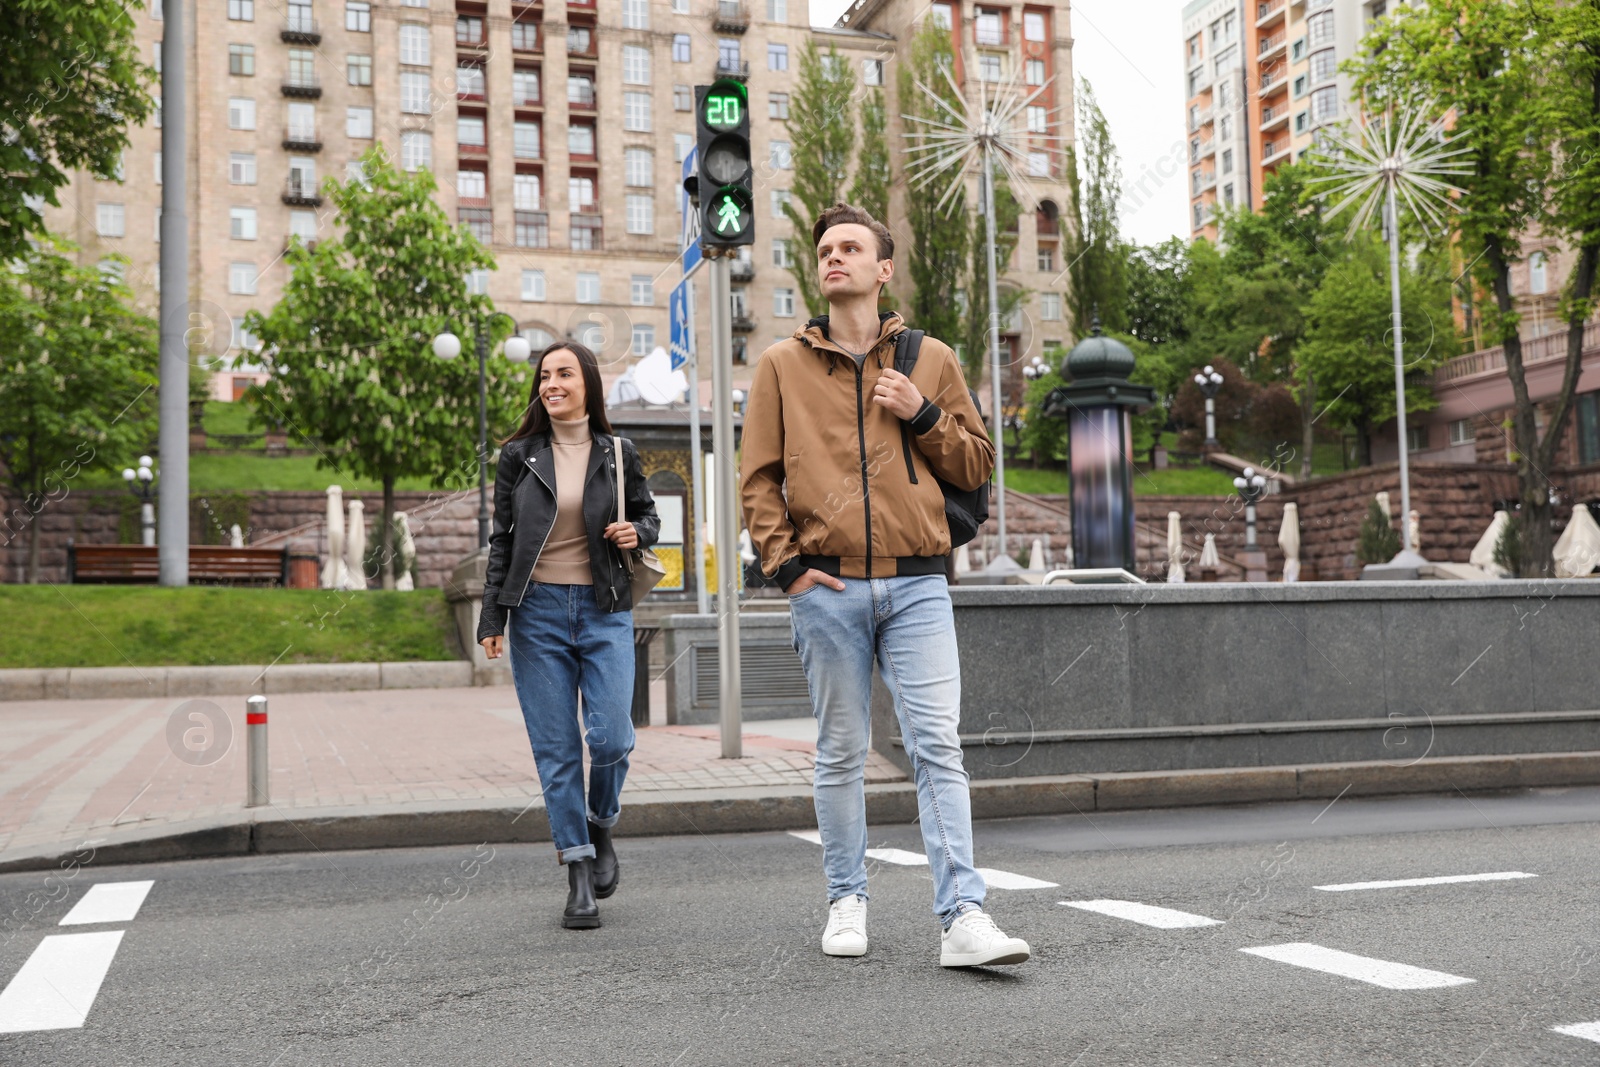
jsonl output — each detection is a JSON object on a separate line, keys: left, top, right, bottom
{"left": 2, "top": 751, "right": 1597, "bottom": 876}
{"left": 0, "top": 660, "right": 510, "bottom": 702}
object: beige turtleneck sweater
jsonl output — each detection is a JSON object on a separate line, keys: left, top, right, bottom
{"left": 531, "top": 415, "right": 595, "bottom": 586}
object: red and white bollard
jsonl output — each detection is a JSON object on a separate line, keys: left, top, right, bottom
{"left": 246, "top": 695, "right": 268, "bottom": 808}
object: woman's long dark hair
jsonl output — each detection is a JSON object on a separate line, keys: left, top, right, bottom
{"left": 503, "top": 340, "right": 614, "bottom": 443}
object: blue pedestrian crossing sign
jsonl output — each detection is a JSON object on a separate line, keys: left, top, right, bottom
{"left": 670, "top": 280, "right": 693, "bottom": 372}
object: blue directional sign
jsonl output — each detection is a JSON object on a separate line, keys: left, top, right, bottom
{"left": 680, "top": 147, "right": 703, "bottom": 278}
{"left": 670, "top": 279, "right": 695, "bottom": 372}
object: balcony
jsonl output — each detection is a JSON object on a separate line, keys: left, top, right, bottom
{"left": 282, "top": 176, "right": 322, "bottom": 207}
{"left": 281, "top": 125, "right": 322, "bottom": 153}
{"left": 568, "top": 83, "right": 596, "bottom": 111}
{"left": 1258, "top": 66, "right": 1287, "bottom": 94}
{"left": 730, "top": 259, "right": 755, "bottom": 282}
{"left": 715, "top": 58, "right": 750, "bottom": 81}
{"left": 1256, "top": 0, "right": 1285, "bottom": 25}
{"left": 1192, "top": 170, "right": 1217, "bottom": 194}
{"left": 1258, "top": 31, "right": 1286, "bottom": 59}
{"left": 1261, "top": 139, "right": 1292, "bottom": 165}
{"left": 714, "top": 0, "right": 749, "bottom": 33}
{"left": 731, "top": 314, "right": 756, "bottom": 333}
{"left": 1191, "top": 138, "right": 1216, "bottom": 162}
{"left": 281, "top": 13, "right": 320, "bottom": 44}
{"left": 459, "top": 140, "right": 489, "bottom": 158}
{"left": 281, "top": 74, "right": 321, "bottom": 99}
{"left": 1188, "top": 106, "right": 1214, "bottom": 131}
{"left": 1260, "top": 103, "right": 1290, "bottom": 131}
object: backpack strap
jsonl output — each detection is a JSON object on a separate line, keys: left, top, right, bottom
{"left": 893, "top": 329, "right": 926, "bottom": 486}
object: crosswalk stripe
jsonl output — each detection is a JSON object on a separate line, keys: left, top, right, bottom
{"left": 1552, "top": 1021, "right": 1600, "bottom": 1044}
{"left": 979, "top": 869, "right": 1059, "bottom": 890}
{"left": 1059, "top": 899, "right": 1224, "bottom": 928}
{"left": 59, "top": 881, "right": 155, "bottom": 926}
{"left": 1313, "top": 871, "right": 1537, "bottom": 892}
{"left": 789, "top": 831, "right": 1057, "bottom": 889}
{"left": 787, "top": 830, "right": 822, "bottom": 844}
{"left": 0, "top": 932, "right": 126, "bottom": 1033}
{"left": 866, "top": 848, "right": 925, "bottom": 866}
{"left": 1240, "top": 943, "right": 1475, "bottom": 990}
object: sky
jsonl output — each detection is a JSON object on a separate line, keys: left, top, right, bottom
{"left": 809, "top": 0, "right": 1192, "bottom": 246}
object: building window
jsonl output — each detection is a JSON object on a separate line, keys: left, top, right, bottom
{"left": 1406, "top": 424, "right": 1429, "bottom": 453}
{"left": 96, "top": 203, "right": 125, "bottom": 237}
{"left": 1577, "top": 394, "right": 1600, "bottom": 464}
{"left": 768, "top": 0, "right": 787, "bottom": 21}
{"left": 229, "top": 262, "right": 258, "bottom": 295}
{"left": 229, "top": 44, "right": 255, "bottom": 76}
{"left": 229, "top": 152, "right": 257, "bottom": 184}
{"left": 455, "top": 15, "right": 484, "bottom": 45}
{"left": 347, "top": 106, "right": 373, "bottom": 139}
{"left": 674, "top": 84, "right": 693, "bottom": 111}
{"left": 401, "top": 71, "right": 431, "bottom": 113}
{"left": 675, "top": 133, "right": 693, "bottom": 162}
{"left": 768, "top": 43, "right": 788, "bottom": 71}
{"left": 1310, "top": 48, "right": 1336, "bottom": 84}
{"left": 229, "top": 0, "right": 253, "bottom": 19}
{"left": 1037, "top": 245, "right": 1053, "bottom": 272}
{"left": 631, "top": 324, "right": 656, "bottom": 356}
{"left": 626, "top": 194, "right": 654, "bottom": 234}
{"left": 771, "top": 187, "right": 791, "bottom": 218}
{"left": 459, "top": 208, "right": 492, "bottom": 243}
{"left": 1025, "top": 59, "right": 1046, "bottom": 86}
{"left": 511, "top": 21, "right": 539, "bottom": 51}
{"left": 1222, "top": 182, "right": 1234, "bottom": 207}
{"left": 460, "top": 269, "right": 487, "bottom": 296}
{"left": 672, "top": 0, "right": 688, "bottom": 11}
{"left": 1311, "top": 86, "right": 1338, "bottom": 122}
{"left": 514, "top": 121, "right": 541, "bottom": 158}
{"left": 1040, "top": 292, "right": 1060, "bottom": 321}
{"left": 576, "top": 272, "right": 601, "bottom": 304}
{"left": 514, "top": 211, "right": 549, "bottom": 247}
{"left": 346, "top": 1, "right": 371, "bottom": 31}
{"left": 673, "top": 34, "right": 692, "bottom": 63}
{"left": 1448, "top": 418, "right": 1474, "bottom": 447}
{"left": 772, "top": 237, "right": 792, "bottom": 268}
{"left": 1530, "top": 251, "right": 1548, "bottom": 294}
{"left": 457, "top": 169, "right": 487, "bottom": 200}
{"left": 514, "top": 173, "right": 542, "bottom": 210}
{"left": 569, "top": 124, "right": 595, "bottom": 156}
{"left": 773, "top": 288, "right": 795, "bottom": 317}
{"left": 623, "top": 45, "right": 651, "bottom": 85}
{"left": 1026, "top": 105, "right": 1047, "bottom": 134}
{"left": 931, "top": 2, "right": 952, "bottom": 28}
{"left": 632, "top": 275, "right": 654, "bottom": 306}
{"left": 1308, "top": 11, "right": 1334, "bottom": 47}
{"left": 1219, "top": 115, "right": 1232, "bottom": 141}
{"left": 348, "top": 54, "right": 372, "bottom": 85}
{"left": 346, "top": 159, "right": 370, "bottom": 185}
{"left": 402, "top": 0, "right": 427, "bottom": 6}
{"left": 571, "top": 215, "right": 603, "bottom": 251}
{"left": 1193, "top": 203, "right": 1204, "bottom": 230}
{"left": 401, "top": 130, "right": 432, "bottom": 171}
{"left": 1293, "top": 74, "right": 1307, "bottom": 98}
{"left": 623, "top": 92, "right": 652, "bottom": 131}
{"left": 569, "top": 176, "right": 595, "bottom": 212}
{"left": 1024, "top": 11, "right": 1046, "bottom": 41}
{"left": 228, "top": 97, "right": 256, "bottom": 129}
{"left": 770, "top": 92, "right": 789, "bottom": 120}
{"left": 522, "top": 269, "right": 547, "bottom": 301}
{"left": 286, "top": 102, "right": 315, "bottom": 142}
{"left": 284, "top": 48, "right": 315, "bottom": 88}
{"left": 457, "top": 115, "right": 485, "bottom": 147}
{"left": 770, "top": 140, "right": 791, "bottom": 169}
{"left": 400, "top": 24, "right": 430, "bottom": 66}
{"left": 513, "top": 69, "right": 540, "bottom": 106}
{"left": 1027, "top": 151, "right": 1049, "bottom": 177}
{"left": 568, "top": 74, "right": 596, "bottom": 107}
{"left": 154, "top": 152, "right": 162, "bottom": 184}
{"left": 456, "top": 64, "right": 485, "bottom": 98}
{"left": 229, "top": 206, "right": 258, "bottom": 240}
{"left": 719, "top": 38, "right": 741, "bottom": 67}
{"left": 622, "top": 0, "right": 649, "bottom": 29}
{"left": 1295, "top": 110, "right": 1309, "bottom": 133}
{"left": 625, "top": 147, "right": 653, "bottom": 187}
{"left": 978, "top": 53, "right": 1003, "bottom": 82}
{"left": 1221, "top": 148, "right": 1233, "bottom": 174}
{"left": 862, "top": 59, "right": 883, "bottom": 86}
{"left": 568, "top": 26, "right": 593, "bottom": 54}
{"left": 289, "top": 210, "right": 317, "bottom": 244}
{"left": 975, "top": 8, "right": 1002, "bottom": 45}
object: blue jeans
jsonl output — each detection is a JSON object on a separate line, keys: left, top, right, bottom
{"left": 788, "top": 574, "right": 985, "bottom": 926}
{"left": 506, "top": 583, "right": 635, "bottom": 864}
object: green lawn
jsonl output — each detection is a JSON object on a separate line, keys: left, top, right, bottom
{"left": 0, "top": 587, "right": 461, "bottom": 669}
{"left": 75, "top": 453, "right": 443, "bottom": 493}
{"left": 1002, "top": 464, "right": 1236, "bottom": 497}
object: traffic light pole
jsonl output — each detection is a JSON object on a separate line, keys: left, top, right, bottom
{"left": 709, "top": 255, "right": 743, "bottom": 759}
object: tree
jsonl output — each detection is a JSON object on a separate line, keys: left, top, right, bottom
{"left": 783, "top": 41, "right": 857, "bottom": 318}
{"left": 849, "top": 87, "right": 891, "bottom": 223}
{"left": 1353, "top": 2, "right": 1560, "bottom": 575}
{"left": 1124, "top": 238, "right": 1192, "bottom": 349}
{"left": 1293, "top": 235, "right": 1456, "bottom": 465}
{"left": 897, "top": 21, "right": 968, "bottom": 367}
{"left": 1356, "top": 498, "right": 1401, "bottom": 564}
{"left": 0, "top": 237, "right": 157, "bottom": 582}
{"left": 0, "top": 1, "right": 156, "bottom": 264}
{"left": 1063, "top": 79, "right": 1126, "bottom": 336}
{"left": 246, "top": 149, "right": 529, "bottom": 589}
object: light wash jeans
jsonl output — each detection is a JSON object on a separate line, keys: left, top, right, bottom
{"left": 788, "top": 574, "right": 985, "bottom": 926}
{"left": 506, "top": 583, "right": 635, "bottom": 864}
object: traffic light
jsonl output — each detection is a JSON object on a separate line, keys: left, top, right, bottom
{"left": 694, "top": 80, "right": 754, "bottom": 251}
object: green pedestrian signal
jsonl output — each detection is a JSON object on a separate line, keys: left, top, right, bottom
{"left": 694, "top": 81, "right": 754, "bottom": 251}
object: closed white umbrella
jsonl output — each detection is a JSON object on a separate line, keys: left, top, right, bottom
{"left": 1554, "top": 504, "right": 1600, "bottom": 578}
{"left": 1375, "top": 491, "right": 1392, "bottom": 521}
{"left": 1469, "top": 510, "right": 1510, "bottom": 577}
{"left": 394, "top": 511, "right": 417, "bottom": 591}
{"left": 1199, "top": 532, "right": 1220, "bottom": 568}
{"left": 1166, "top": 511, "right": 1185, "bottom": 583}
{"left": 1280, "top": 502, "right": 1301, "bottom": 583}
{"left": 1027, "top": 538, "right": 1046, "bottom": 571}
{"left": 345, "top": 498, "right": 368, "bottom": 590}
{"left": 321, "top": 485, "right": 346, "bottom": 589}
{"left": 1408, "top": 509, "right": 1422, "bottom": 555}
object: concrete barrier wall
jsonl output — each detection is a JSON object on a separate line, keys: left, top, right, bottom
{"left": 868, "top": 581, "right": 1600, "bottom": 778}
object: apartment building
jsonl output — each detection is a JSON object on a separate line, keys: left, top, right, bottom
{"left": 47, "top": 0, "right": 1073, "bottom": 402}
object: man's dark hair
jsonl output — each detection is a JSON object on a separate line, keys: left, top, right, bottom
{"left": 811, "top": 203, "right": 894, "bottom": 262}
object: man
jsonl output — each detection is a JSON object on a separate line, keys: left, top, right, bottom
{"left": 741, "top": 203, "right": 1030, "bottom": 968}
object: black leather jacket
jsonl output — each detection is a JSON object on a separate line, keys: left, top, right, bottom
{"left": 477, "top": 430, "right": 661, "bottom": 641}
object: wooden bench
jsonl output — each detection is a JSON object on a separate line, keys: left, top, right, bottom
{"left": 67, "top": 544, "right": 291, "bottom": 586}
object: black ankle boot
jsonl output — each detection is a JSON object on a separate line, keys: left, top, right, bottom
{"left": 589, "top": 822, "right": 619, "bottom": 900}
{"left": 563, "top": 858, "right": 600, "bottom": 929}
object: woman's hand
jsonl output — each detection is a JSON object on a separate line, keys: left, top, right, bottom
{"left": 604, "top": 521, "right": 640, "bottom": 550}
{"left": 480, "top": 635, "right": 504, "bottom": 660}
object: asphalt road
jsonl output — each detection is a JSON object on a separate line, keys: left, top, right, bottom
{"left": 1, "top": 787, "right": 1597, "bottom": 1066}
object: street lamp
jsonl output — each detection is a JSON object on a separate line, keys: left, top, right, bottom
{"left": 1194, "top": 365, "right": 1224, "bottom": 450}
{"left": 122, "top": 456, "right": 157, "bottom": 546}
{"left": 1233, "top": 466, "right": 1268, "bottom": 547}
{"left": 1022, "top": 355, "right": 1049, "bottom": 381}
{"left": 432, "top": 315, "right": 533, "bottom": 549}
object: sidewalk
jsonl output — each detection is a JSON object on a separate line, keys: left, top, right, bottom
{"left": 0, "top": 687, "right": 904, "bottom": 869}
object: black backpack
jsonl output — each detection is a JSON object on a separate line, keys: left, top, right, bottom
{"left": 892, "top": 329, "right": 991, "bottom": 548}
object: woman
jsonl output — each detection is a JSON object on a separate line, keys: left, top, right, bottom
{"left": 478, "top": 341, "right": 660, "bottom": 929}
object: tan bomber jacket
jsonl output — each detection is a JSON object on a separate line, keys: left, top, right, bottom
{"left": 739, "top": 311, "right": 996, "bottom": 592}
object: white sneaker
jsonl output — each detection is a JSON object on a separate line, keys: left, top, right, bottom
{"left": 940, "top": 909, "right": 1031, "bottom": 968}
{"left": 821, "top": 895, "right": 868, "bottom": 957}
